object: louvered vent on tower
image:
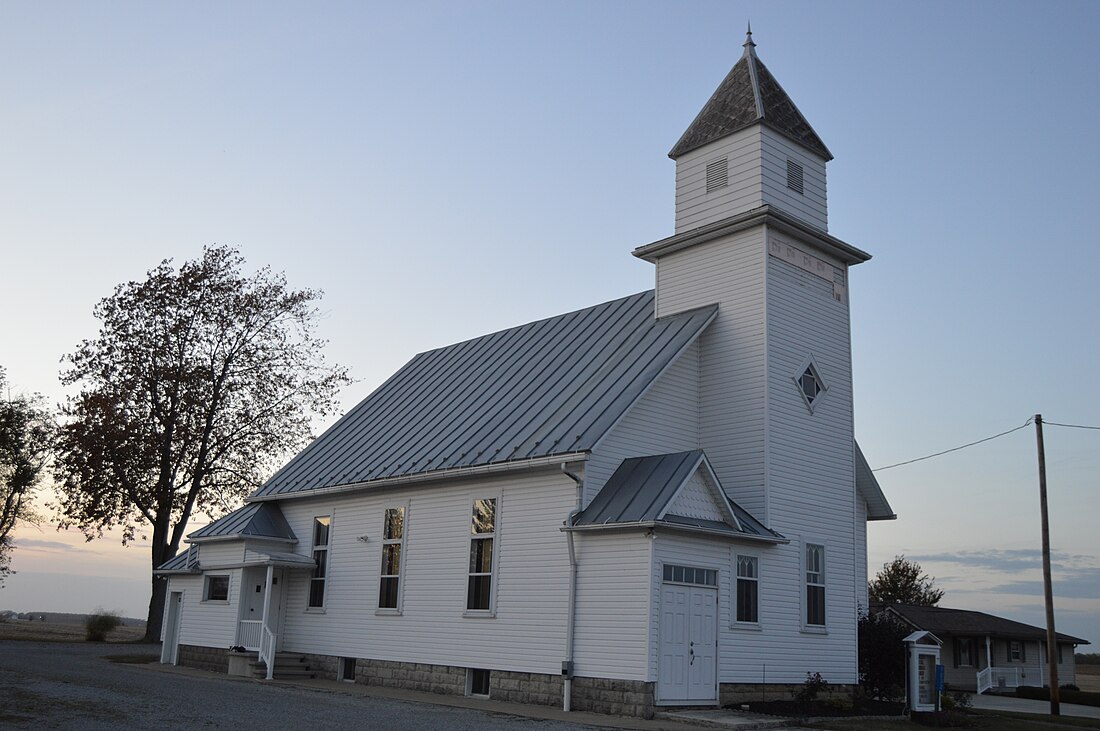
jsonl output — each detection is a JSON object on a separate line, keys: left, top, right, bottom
{"left": 786, "top": 159, "right": 804, "bottom": 194}
{"left": 706, "top": 157, "right": 729, "bottom": 193}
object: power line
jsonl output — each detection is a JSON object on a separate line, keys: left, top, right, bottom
{"left": 872, "top": 418, "right": 1034, "bottom": 472}
{"left": 1043, "top": 420, "right": 1100, "bottom": 431}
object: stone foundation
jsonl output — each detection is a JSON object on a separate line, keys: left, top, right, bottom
{"left": 489, "top": 669, "right": 563, "bottom": 706}
{"left": 353, "top": 657, "right": 467, "bottom": 696}
{"left": 178, "top": 644, "right": 229, "bottom": 674}
{"left": 176, "top": 646, "right": 660, "bottom": 718}
{"left": 719, "top": 682, "right": 858, "bottom": 706}
{"left": 570, "top": 676, "right": 655, "bottom": 717}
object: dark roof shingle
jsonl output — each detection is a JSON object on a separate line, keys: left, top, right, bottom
{"left": 887, "top": 604, "right": 1089, "bottom": 645}
{"left": 669, "top": 34, "right": 831, "bottom": 161}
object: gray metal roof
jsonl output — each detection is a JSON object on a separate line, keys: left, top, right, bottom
{"left": 253, "top": 291, "right": 717, "bottom": 498}
{"left": 573, "top": 450, "right": 784, "bottom": 542}
{"left": 668, "top": 30, "right": 832, "bottom": 161}
{"left": 885, "top": 604, "right": 1089, "bottom": 646}
{"left": 154, "top": 547, "right": 200, "bottom": 574}
{"left": 856, "top": 442, "right": 896, "bottom": 520}
{"left": 188, "top": 502, "right": 297, "bottom": 542}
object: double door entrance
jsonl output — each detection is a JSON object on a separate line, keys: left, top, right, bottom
{"left": 657, "top": 571, "right": 718, "bottom": 703}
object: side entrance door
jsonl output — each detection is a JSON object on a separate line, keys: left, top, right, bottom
{"left": 657, "top": 566, "right": 718, "bottom": 703}
{"left": 160, "top": 591, "right": 183, "bottom": 665}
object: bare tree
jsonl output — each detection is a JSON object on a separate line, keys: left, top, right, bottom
{"left": 54, "top": 245, "right": 351, "bottom": 640}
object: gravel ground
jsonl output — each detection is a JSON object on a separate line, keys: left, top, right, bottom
{"left": 0, "top": 640, "right": 605, "bottom": 731}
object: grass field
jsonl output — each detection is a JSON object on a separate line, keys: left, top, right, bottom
{"left": 0, "top": 620, "right": 146, "bottom": 643}
{"left": 1078, "top": 665, "right": 1100, "bottom": 693}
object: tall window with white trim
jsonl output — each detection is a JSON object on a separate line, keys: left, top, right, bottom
{"left": 735, "top": 555, "right": 759, "bottom": 623}
{"left": 308, "top": 516, "right": 331, "bottom": 608}
{"left": 466, "top": 498, "right": 496, "bottom": 612}
{"left": 378, "top": 507, "right": 405, "bottom": 610}
{"left": 805, "top": 543, "right": 825, "bottom": 626}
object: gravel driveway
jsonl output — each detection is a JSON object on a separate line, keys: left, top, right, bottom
{"left": 0, "top": 641, "right": 604, "bottom": 730}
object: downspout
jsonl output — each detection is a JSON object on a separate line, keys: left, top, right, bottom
{"left": 561, "top": 463, "right": 583, "bottom": 712}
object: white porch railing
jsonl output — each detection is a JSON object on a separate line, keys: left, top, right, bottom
{"left": 237, "top": 620, "right": 262, "bottom": 650}
{"left": 977, "top": 666, "right": 1042, "bottom": 694}
{"left": 259, "top": 626, "right": 277, "bottom": 681}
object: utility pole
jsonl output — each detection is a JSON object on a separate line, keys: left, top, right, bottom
{"left": 1035, "top": 414, "right": 1060, "bottom": 715}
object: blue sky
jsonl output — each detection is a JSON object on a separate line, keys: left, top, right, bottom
{"left": 2, "top": 1, "right": 1098, "bottom": 644}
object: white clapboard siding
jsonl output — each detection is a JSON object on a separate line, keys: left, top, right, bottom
{"left": 655, "top": 227, "right": 768, "bottom": 517}
{"left": 675, "top": 126, "right": 763, "bottom": 234}
{"left": 196, "top": 541, "right": 247, "bottom": 568}
{"left": 572, "top": 530, "right": 652, "bottom": 680}
{"left": 758, "top": 127, "right": 828, "bottom": 231}
{"left": 170, "top": 570, "right": 240, "bottom": 648}
{"left": 650, "top": 532, "right": 857, "bottom": 685}
{"left": 270, "top": 467, "right": 575, "bottom": 676}
{"left": 585, "top": 342, "right": 700, "bottom": 504}
{"left": 674, "top": 126, "right": 828, "bottom": 235}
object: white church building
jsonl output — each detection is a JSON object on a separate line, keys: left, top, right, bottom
{"left": 157, "top": 30, "right": 895, "bottom": 716}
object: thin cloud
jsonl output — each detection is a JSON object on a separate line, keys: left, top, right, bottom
{"left": 910, "top": 549, "right": 1096, "bottom": 574}
{"left": 12, "top": 538, "right": 87, "bottom": 553}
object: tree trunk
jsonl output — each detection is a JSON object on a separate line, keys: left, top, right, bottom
{"left": 143, "top": 568, "right": 168, "bottom": 643}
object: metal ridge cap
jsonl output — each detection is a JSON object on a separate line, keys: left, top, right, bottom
{"left": 246, "top": 452, "right": 590, "bottom": 503}
{"left": 633, "top": 206, "right": 870, "bottom": 265}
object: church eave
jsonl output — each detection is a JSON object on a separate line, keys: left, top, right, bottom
{"left": 633, "top": 205, "right": 871, "bottom": 265}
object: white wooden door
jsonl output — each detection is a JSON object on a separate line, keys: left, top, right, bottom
{"left": 658, "top": 583, "right": 717, "bottom": 702}
{"left": 160, "top": 591, "right": 183, "bottom": 665}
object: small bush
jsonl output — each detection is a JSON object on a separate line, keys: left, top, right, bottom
{"left": 795, "top": 671, "right": 830, "bottom": 702}
{"left": 85, "top": 611, "right": 122, "bottom": 642}
{"left": 940, "top": 690, "right": 973, "bottom": 711}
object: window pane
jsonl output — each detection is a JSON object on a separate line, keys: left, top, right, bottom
{"left": 308, "top": 578, "right": 326, "bottom": 608}
{"left": 206, "top": 575, "right": 229, "bottom": 601}
{"left": 384, "top": 508, "right": 404, "bottom": 540}
{"left": 471, "top": 499, "right": 496, "bottom": 534}
{"left": 467, "top": 575, "right": 492, "bottom": 610}
{"left": 663, "top": 565, "right": 673, "bottom": 582}
{"left": 469, "top": 537, "right": 493, "bottom": 573}
{"left": 737, "top": 555, "right": 756, "bottom": 579}
{"left": 378, "top": 577, "right": 399, "bottom": 609}
{"left": 313, "top": 549, "right": 327, "bottom": 579}
{"left": 381, "top": 543, "right": 401, "bottom": 576}
{"left": 737, "top": 578, "right": 758, "bottom": 623}
{"left": 807, "top": 585, "right": 825, "bottom": 625}
{"left": 314, "top": 516, "right": 331, "bottom": 547}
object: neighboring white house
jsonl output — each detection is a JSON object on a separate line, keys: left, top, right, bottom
{"left": 156, "top": 30, "right": 895, "bottom": 716}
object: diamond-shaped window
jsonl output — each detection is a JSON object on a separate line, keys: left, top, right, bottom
{"left": 793, "top": 358, "right": 827, "bottom": 412}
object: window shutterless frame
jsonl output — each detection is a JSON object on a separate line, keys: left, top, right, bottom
{"left": 734, "top": 554, "right": 759, "bottom": 625}
{"left": 203, "top": 574, "right": 230, "bottom": 602}
{"left": 804, "top": 542, "right": 826, "bottom": 629}
{"left": 377, "top": 505, "right": 407, "bottom": 612}
{"left": 465, "top": 497, "right": 499, "bottom": 615}
{"left": 308, "top": 516, "right": 331, "bottom": 609}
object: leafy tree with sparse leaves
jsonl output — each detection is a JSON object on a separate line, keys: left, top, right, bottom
{"left": 858, "top": 608, "right": 909, "bottom": 700}
{"left": 53, "top": 245, "right": 351, "bottom": 641}
{"left": 1, "top": 366, "right": 53, "bottom": 587}
{"left": 868, "top": 554, "right": 944, "bottom": 607}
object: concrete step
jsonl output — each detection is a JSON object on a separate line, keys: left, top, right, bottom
{"left": 248, "top": 653, "right": 317, "bottom": 680}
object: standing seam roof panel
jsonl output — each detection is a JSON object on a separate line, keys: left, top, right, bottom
{"left": 252, "top": 292, "right": 716, "bottom": 497}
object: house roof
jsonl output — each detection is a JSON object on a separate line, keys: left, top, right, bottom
{"left": 252, "top": 291, "right": 717, "bottom": 499}
{"left": 572, "top": 450, "right": 785, "bottom": 542}
{"left": 154, "top": 548, "right": 200, "bottom": 575}
{"left": 188, "top": 502, "right": 296, "bottom": 543}
{"left": 885, "top": 604, "right": 1090, "bottom": 645}
{"left": 668, "top": 30, "right": 832, "bottom": 161}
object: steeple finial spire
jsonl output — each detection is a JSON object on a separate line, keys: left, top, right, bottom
{"left": 743, "top": 22, "right": 756, "bottom": 56}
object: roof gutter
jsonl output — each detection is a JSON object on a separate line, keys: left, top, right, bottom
{"left": 248, "top": 452, "right": 589, "bottom": 503}
{"left": 562, "top": 520, "right": 789, "bottom": 545}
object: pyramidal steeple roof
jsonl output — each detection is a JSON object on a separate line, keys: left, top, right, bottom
{"left": 669, "top": 28, "right": 832, "bottom": 161}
